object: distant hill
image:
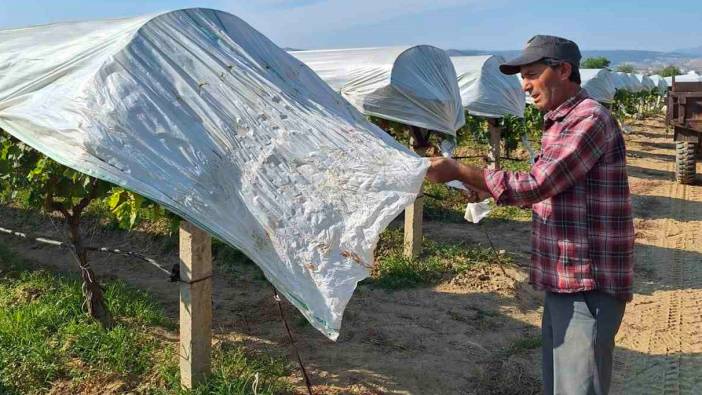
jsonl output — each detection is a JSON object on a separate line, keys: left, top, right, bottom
{"left": 289, "top": 46, "right": 702, "bottom": 73}
{"left": 445, "top": 49, "right": 486, "bottom": 57}
{"left": 675, "top": 45, "right": 702, "bottom": 57}
{"left": 447, "top": 48, "right": 702, "bottom": 73}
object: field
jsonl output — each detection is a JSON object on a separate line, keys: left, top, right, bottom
{"left": 2, "top": 114, "right": 702, "bottom": 394}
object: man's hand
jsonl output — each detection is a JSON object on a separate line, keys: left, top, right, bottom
{"left": 425, "top": 157, "right": 460, "bottom": 183}
{"left": 426, "top": 157, "right": 492, "bottom": 201}
{"left": 461, "top": 187, "right": 491, "bottom": 203}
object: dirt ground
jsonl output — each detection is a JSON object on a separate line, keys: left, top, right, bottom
{"left": 610, "top": 118, "right": 702, "bottom": 395}
{"left": 1, "top": 117, "right": 701, "bottom": 394}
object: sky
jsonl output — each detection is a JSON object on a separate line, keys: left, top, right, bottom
{"left": 0, "top": 0, "right": 700, "bottom": 52}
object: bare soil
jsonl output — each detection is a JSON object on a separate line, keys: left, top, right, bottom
{"left": 1, "top": 117, "right": 700, "bottom": 394}
{"left": 610, "top": 118, "right": 702, "bottom": 395}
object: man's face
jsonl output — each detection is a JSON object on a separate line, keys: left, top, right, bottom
{"left": 520, "top": 62, "right": 571, "bottom": 112}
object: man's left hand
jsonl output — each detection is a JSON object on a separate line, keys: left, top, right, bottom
{"left": 461, "top": 187, "right": 491, "bottom": 203}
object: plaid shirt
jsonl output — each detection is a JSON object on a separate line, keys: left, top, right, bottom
{"left": 484, "top": 90, "right": 634, "bottom": 301}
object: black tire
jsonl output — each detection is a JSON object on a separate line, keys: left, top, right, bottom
{"left": 675, "top": 141, "right": 697, "bottom": 184}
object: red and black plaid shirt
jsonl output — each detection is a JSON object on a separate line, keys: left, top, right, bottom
{"left": 484, "top": 90, "right": 634, "bottom": 301}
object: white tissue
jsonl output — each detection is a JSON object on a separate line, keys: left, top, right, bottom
{"left": 464, "top": 200, "right": 492, "bottom": 224}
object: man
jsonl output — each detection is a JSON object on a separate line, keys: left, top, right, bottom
{"left": 426, "top": 35, "right": 634, "bottom": 395}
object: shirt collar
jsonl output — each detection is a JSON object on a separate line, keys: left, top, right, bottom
{"left": 544, "top": 89, "right": 589, "bottom": 122}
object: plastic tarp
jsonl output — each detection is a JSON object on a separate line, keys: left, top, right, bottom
{"left": 450, "top": 55, "right": 524, "bottom": 118}
{"left": 0, "top": 8, "right": 429, "bottom": 340}
{"left": 610, "top": 72, "right": 628, "bottom": 91}
{"left": 612, "top": 72, "right": 629, "bottom": 91}
{"left": 666, "top": 71, "right": 702, "bottom": 84}
{"left": 291, "top": 46, "right": 465, "bottom": 136}
{"left": 623, "top": 73, "right": 643, "bottom": 92}
{"left": 648, "top": 75, "right": 669, "bottom": 94}
{"left": 581, "top": 69, "right": 616, "bottom": 103}
{"left": 612, "top": 72, "right": 643, "bottom": 92}
{"left": 635, "top": 74, "right": 656, "bottom": 91}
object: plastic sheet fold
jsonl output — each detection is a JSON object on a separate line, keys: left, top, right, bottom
{"left": 291, "top": 46, "right": 465, "bottom": 135}
{"left": 634, "top": 74, "right": 656, "bottom": 91}
{"left": 665, "top": 71, "right": 702, "bottom": 85}
{"left": 648, "top": 75, "right": 669, "bottom": 94}
{"left": 450, "top": 55, "right": 525, "bottom": 118}
{"left": 0, "top": 8, "right": 429, "bottom": 339}
{"left": 581, "top": 69, "right": 616, "bottom": 104}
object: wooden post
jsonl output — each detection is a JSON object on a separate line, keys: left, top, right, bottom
{"left": 403, "top": 193, "right": 424, "bottom": 259}
{"left": 179, "top": 221, "right": 213, "bottom": 389}
{"left": 487, "top": 119, "right": 501, "bottom": 170}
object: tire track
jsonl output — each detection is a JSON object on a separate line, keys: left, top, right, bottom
{"left": 612, "top": 124, "right": 702, "bottom": 394}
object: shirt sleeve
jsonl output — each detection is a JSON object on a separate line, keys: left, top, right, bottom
{"left": 483, "top": 110, "right": 610, "bottom": 207}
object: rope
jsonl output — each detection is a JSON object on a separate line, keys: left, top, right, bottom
{"left": 478, "top": 223, "right": 518, "bottom": 282}
{"left": 5, "top": 221, "right": 316, "bottom": 391}
{"left": 272, "top": 288, "right": 314, "bottom": 395}
{"left": 0, "top": 225, "right": 173, "bottom": 276}
{"left": 0, "top": 225, "right": 209, "bottom": 285}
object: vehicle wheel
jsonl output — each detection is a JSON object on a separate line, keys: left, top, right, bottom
{"left": 675, "top": 141, "right": 697, "bottom": 184}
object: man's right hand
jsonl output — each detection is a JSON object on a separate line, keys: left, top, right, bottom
{"left": 425, "top": 157, "right": 460, "bottom": 184}
{"left": 426, "top": 157, "right": 492, "bottom": 199}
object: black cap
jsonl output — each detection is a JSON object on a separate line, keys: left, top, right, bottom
{"left": 499, "top": 35, "right": 581, "bottom": 75}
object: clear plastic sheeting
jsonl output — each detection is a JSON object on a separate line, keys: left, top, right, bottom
{"left": 0, "top": 8, "right": 429, "bottom": 340}
{"left": 648, "top": 75, "right": 669, "bottom": 94}
{"left": 610, "top": 72, "right": 628, "bottom": 91}
{"left": 581, "top": 69, "right": 616, "bottom": 103}
{"left": 634, "top": 74, "right": 656, "bottom": 91}
{"left": 625, "top": 73, "right": 644, "bottom": 92}
{"left": 666, "top": 71, "right": 702, "bottom": 84}
{"left": 612, "top": 72, "right": 629, "bottom": 91}
{"left": 612, "top": 72, "right": 643, "bottom": 92}
{"left": 291, "top": 46, "right": 465, "bottom": 136}
{"left": 450, "top": 55, "right": 525, "bottom": 118}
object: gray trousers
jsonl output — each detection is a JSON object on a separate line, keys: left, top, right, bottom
{"left": 542, "top": 291, "right": 626, "bottom": 395}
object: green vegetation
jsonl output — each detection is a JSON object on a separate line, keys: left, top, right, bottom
{"left": 0, "top": 129, "right": 173, "bottom": 232}
{"left": 156, "top": 344, "right": 293, "bottom": 395}
{"left": 422, "top": 158, "right": 533, "bottom": 223}
{"left": 506, "top": 335, "right": 542, "bottom": 355}
{"left": 422, "top": 182, "right": 469, "bottom": 222}
{"left": 489, "top": 202, "right": 532, "bottom": 222}
{"left": 212, "top": 238, "right": 270, "bottom": 282}
{"left": 0, "top": 242, "right": 292, "bottom": 395}
{"left": 0, "top": 69, "right": 667, "bottom": 394}
{"left": 0, "top": 128, "right": 181, "bottom": 327}
{"left": 616, "top": 64, "right": 635, "bottom": 73}
{"left": 612, "top": 89, "right": 663, "bottom": 120}
{"left": 581, "top": 57, "right": 611, "bottom": 69}
{"left": 367, "top": 228, "right": 509, "bottom": 289}
{"left": 655, "top": 65, "right": 682, "bottom": 77}
{"left": 457, "top": 111, "right": 541, "bottom": 160}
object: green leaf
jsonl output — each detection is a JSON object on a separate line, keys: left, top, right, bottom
{"left": 129, "top": 209, "right": 139, "bottom": 229}
{"left": 106, "top": 190, "right": 125, "bottom": 209}
{"left": 0, "top": 128, "right": 171, "bottom": 231}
